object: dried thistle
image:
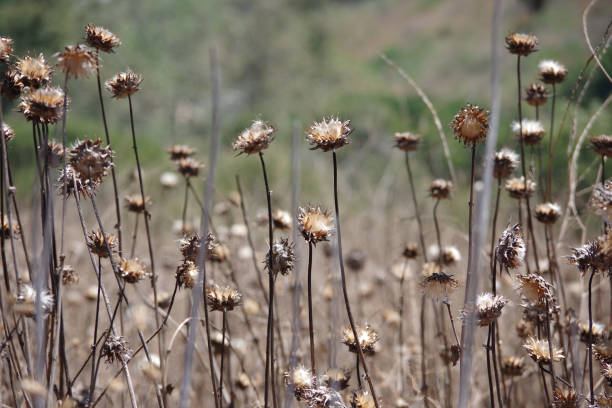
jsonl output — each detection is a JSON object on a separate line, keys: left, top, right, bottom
{"left": 105, "top": 70, "right": 142, "bottom": 98}
{"left": 86, "top": 229, "right": 117, "bottom": 258}
{"left": 535, "top": 202, "right": 561, "bottom": 224}
{"left": 206, "top": 284, "right": 242, "bottom": 312}
{"left": 501, "top": 356, "right": 525, "bottom": 377}
{"left": 101, "top": 335, "right": 132, "bottom": 364}
{"left": 118, "top": 258, "right": 149, "bottom": 283}
{"left": 124, "top": 194, "right": 150, "bottom": 214}
{"left": 421, "top": 262, "right": 458, "bottom": 299}
{"left": 232, "top": 120, "right": 275, "bottom": 155}
{"left": 168, "top": 144, "right": 196, "bottom": 161}
{"left": 1, "top": 68, "right": 24, "bottom": 100}
{"left": 594, "top": 338, "right": 612, "bottom": 365}
{"left": 272, "top": 209, "right": 293, "bottom": 230}
{"left": 512, "top": 119, "right": 545, "bottom": 146}
{"left": 539, "top": 60, "right": 568, "bottom": 84}
{"left": 430, "top": 179, "right": 453, "bottom": 199}
{"left": 525, "top": 83, "right": 548, "bottom": 106}
{"left": 55, "top": 44, "right": 96, "bottom": 79}
{"left": 64, "top": 139, "right": 113, "bottom": 195}
{"left": 475, "top": 292, "right": 508, "bottom": 326}
{"left": 0, "top": 37, "right": 13, "bottom": 63}
{"left": 451, "top": 103, "right": 489, "bottom": 145}
{"left": 13, "top": 284, "right": 54, "bottom": 317}
{"left": 298, "top": 206, "right": 334, "bottom": 245}
{"left": 177, "top": 158, "right": 204, "bottom": 178}
{"left": 505, "top": 176, "right": 536, "bottom": 200}
{"left": 493, "top": 149, "right": 519, "bottom": 179}
{"left": 351, "top": 390, "right": 375, "bottom": 408}
{"left": 440, "top": 344, "right": 461, "bottom": 366}
{"left": 16, "top": 54, "right": 52, "bottom": 88}
{"left": 496, "top": 224, "right": 525, "bottom": 270}
{"left": 568, "top": 240, "right": 606, "bottom": 275}
{"left": 85, "top": 24, "right": 121, "bottom": 53}
{"left": 590, "top": 135, "right": 612, "bottom": 158}
{"left": 46, "top": 139, "right": 65, "bottom": 167}
{"left": 60, "top": 264, "right": 79, "bottom": 286}
{"left": 516, "top": 273, "right": 554, "bottom": 304}
{"left": 430, "top": 245, "right": 461, "bottom": 266}
{"left": 394, "top": 132, "right": 421, "bottom": 152}
{"left": 552, "top": 388, "right": 577, "bottom": 408}
{"left": 523, "top": 337, "right": 564, "bottom": 364}
{"left": 342, "top": 324, "right": 379, "bottom": 355}
{"left": 321, "top": 368, "right": 351, "bottom": 391}
{"left": 306, "top": 117, "right": 352, "bottom": 152}
{"left": 402, "top": 242, "right": 419, "bottom": 259}
{"left": 505, "top": 32, "right": 538, "bottom": 56}
{"left": 589, "top": 179, "right": 612, "bottom": 220}
{"left": 19, "top": 86, "right": 66, "bottom": 124}
{"left": 265, "top": 237, "right": 295, "bottom": 276}
{"left": 175, "top": 260, "right": 198, "bottom": 289}
{"left": 579, "top": 322, "right": 606, "bottom": 344}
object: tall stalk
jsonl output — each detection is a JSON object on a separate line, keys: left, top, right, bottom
{"left": 546, "top": 83, "right": 556, "bottom": 201}
{"left": 307, "top": 242, "right": 316, "bottom": 374}
{"left": 404, "top": 152, "right": 427, "bottom": 257}
{"left": 587, "top": 269, "right": 595, "bottom": 404}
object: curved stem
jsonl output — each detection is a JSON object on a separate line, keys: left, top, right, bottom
{"left": 433, "top": 199, "right": 442, "bottom": 265}
{"left": 307, "top": 242, "right": 316, "bottom": 374}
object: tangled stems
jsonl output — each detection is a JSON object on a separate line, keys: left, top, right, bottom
{"left": 307, "top": 242, "right": 316, "bottom": 374}
{"left": 332, "top": 151, "right": 380, "bottom": 407}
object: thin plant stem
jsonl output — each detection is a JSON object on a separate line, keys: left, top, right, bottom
{"left": 444, "top": 301, "right": 460, "bottom": 348}
{"left": 433, "top": 198, "right": 442, "bottom": 264}
{"left": 332, "top": 151, "right": 380, "bottom": 407}
{"left": 421, "top": 298, "right": 429, "bottom": 407}
{"left": 181, "top": 178, "right": 189, "bottom": 233}
{"left": 588, "top": 269, "right": 595, "bottom": 404}
{"left": 88, "top": 256, "right": 103, "bottom": 401}
{"left": 490, "top": 322, "right": 503, "bottom": 408}
{"left": 547, "top": 83, "right": 556, "bottom": 201}
{"left": 544, "top": 298, "right": 557, "bottom": 395}
{"left": 404, "top": 152, "right": 428, "bottom": 260}
{"left": 398, "top": 261, "right": 407, "bottom": 395}
{"left": 130, "top": 213, "right": 139, "bottom": 259}
{"left": 219, "top": 309, "right": 227, "bottom": 408}
{"left": 486, "top": 324, "right": 495, "bottom": 408}
{"left": 307, "top": 242, "right": 316, "bottom": 374}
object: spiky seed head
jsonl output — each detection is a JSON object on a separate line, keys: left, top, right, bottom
{"left": 57, "top": 165, "right": 87, "bottom": 198}
{"left": 501, "top": 356, "right": 525, "bottom": 377}
{"left": 402, "top": 242, "right": 419, "bottom": 259}
{"left": 266, "top": 237, "right": 295, "bottom": 276}
{"left": 539, "top": 60, "right": 568, "bottom": 84}
{"left": 451, "top": 103, "right": 489, "bottom": 145}
{"left": 342, "top": 325, "right": 379, "bottom": 355}
{"left": 177, "top": 158, "right": 203, "bottom": 178}
{"left": 86, "top": 229, "right": 117, "bottom": 258}
{"left": 66, "top": 139, "right": 113, "bottom": 194}
{"left": 496, "top": 224, "right": 525, "bottom": 270}
{"left": 579, "top": 322, "right": 606, "bottom": 344}
{"left": 505, "top": 177, "right": 536, "bottom": 200}
{"left": 179, "top": 233, "right": 201, "bottom": 261}
{"left": 306, "top": 117, "right": 352, "bottom": 152}
{"left": 351, "top": 390, "right": 376, "bottom": 408}
{"left": 523, "top": 337, "right": 564, "bottom": 364}
{"left": 19, "top": 86, "right": 66, "bottom": 124}
{"left": 476, "top": 293, "right": 508, "bottom": 326}
{"left": 590, "top": 135, "right": 612, "bottom": 158}
{"left": 60, "top": 264, "right": 79, "bottom": 286}
{"left": 168, "top": 144, "right": 195, "bottom": 161}
{"left": 394, "top": 132, "right": 421, "bottom": 152}
{"left": 105, "top": 70, "right": 142, "bottom": 98}
{"left": 235, "top": 372, "right": 251, "bottom": 390}
{"left": 85, "top": 24, "right": 121, "bottom": 52}
{"left": 272, "top": 209, "right": 293, "bottom": 230}
{"left": 16, "top": 54, "right": 52, "bottom": 88}
{"left": 552, "top": 388, "right": 577, "bottom": 408}
{"left": 430, "top": 179, "right": 453, "bottom": 199}
{"left": 525, "top": 83, "right": 548, "bottom": 106}
{"left": 505, "top": 32, "right": 538, "bottom": 56}
{"left": 516, "top": 273, "right": 554, "bottom": 304}
{"left": 0, "top": 37, "right": 13, "bottom": 63}
{"left": 55, "top": 44, "right": 96, "bottom": 79}
{"left": 535, "top": 202, "right": 561, "bottom": 224}
{"left": 119, "top": 258, "right": 149, "bottom": 283}
{"left": 13, "top": 284, "right": 54, "bottom": 317}
{"left": 430, "top": 245, "right": 462, "bottom": 266}
{"left": 207, "top": 236, "right": 230, "bottom": 263}
{"left": 175, "top": 260, "right": 199, "bottom": 289}
{"left": 288, "top": 366, "right": 313, "bottom": 390}
{"left": 298, "top": 206, "right": 334, "bottom": 244}
{"left": 440, "top": 344, "right": 461, "bottom": 366}
{"left": 206, "top": 284, "right": 242, "bottom": 312}
{"left": 568, "top": 240, "right": 606, "bottom": 274}
{"left": 421, "top": 262, "right": 459, "bottom": 299}
{"left": 232, "top": 120, "right": 275, "bottom": 155}
{"left": 1, "top": 69, "right": 24, "bottom": 100}
{"left": 589, "top": 178, "right": 612, "bottom": 220}
{"left": 124, "top": 195, "right": 150, "bottom": 214}
{"left": 512, "top": 119, "right": 545, "bottom": 146}
{"left": 46, "top": 139, "right": 65, "bottom": 167}
{"left": 101, "top": 335, "right": 131, "bottom": 364}
{"left": 493, "top": 149, "right": 519, "bottom": 179}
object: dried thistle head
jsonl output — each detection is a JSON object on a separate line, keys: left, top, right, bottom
{"left": 179, "top": 233, "right": 201, "bottom": 262}
{"left": 346, "top": 249, "right": 366, "bottom": 271}
{"left": 451, "top": 103, "right": 488, "bottom": 145}
{"left": 0, "top": 37, "right": 13, "bottom": 63}
{"left": 476, "top": 293, "right": 508, "bottom": 326}
{"left": 595, "top": 394, "right": 612, "bottom": 407}
{"left": 516, "top": 319, "right": 532, "bottom": 339}
{"left": 85, "top": 24, "right": 121, "bottom": 53}
{"left": 394, "top": 132, "right": 421, "bottom": 152}
{"left": 298, "top": 206, "right": 334, "bottom": 244}
{"left": 68, "top": 139, "right": 113, "bottom": 192}
{"left": 351, "top": 390, "right": 375, "bottom": 408}
{"left": 321, "top": 368, "right": 351, "bottom": 391}
{"left": 287, "top": 365, "right": 314, "bottom": 392}
{"left": 505, "top": 176, "right": 536, "bottom": 200}
{"left": 55, "top": 44, "right": 96, "bottom": 79}
{"left": 539, "top": 60, "right": 568, "bottom": 84}
{"left": 402, "top": 242, "right": 419, "bottom": 259}
{"left": 501, "top": 356, "right": 525, "bottom": 377}
{"left": 440, "top": 344, "right": 461, "bottom": 366}
{"left": 589, "top": 179, "right": 612, "bottom": 220}
{"left": 523, "top": 337, "right": 564, "bottom": 364}
{"left": 306, "top": 117, "right": 352, "bottom": 152}
{"left": 535, "top": 202, "right": 561, "bottom": 224}
{"left": 175, "top": 260, "right": 199, "bottom": 289}
{"left": 232, "top": 120, "right": 275, "bottom": 155}
{"left": 1, "top": 68, "right": 24, "bottom": 100}
{"left": 57, "top": 166, "right": 87, "bottom": 198}
{"left": 505, "top": 32, "right": 538, "bottom": 56}
{"left": 552, "top": 388, "right": 577, "bottom": 408}
{"left": 512, "top": 119, "right": 545, "bottom": 146}
{"left": 265, "top": 237, "right": 295, "bottom": 276}
{"left": 13, "top": 284, "right": 54, "bottom": 317}
{"left": 46, "top": 139, "right": 65, "bottom": 167}
{"left": 177, "top": 158, "right": 204, "bottom": 178}
{"left": 342, "top": 325, "right": 379, "bottom": 355}
{"left": 516, "top": 273, "right": 553, "bottom": 304}
{"left": 579, "top": 322, "right": 606, "bottom": 344}
{"left": 430, "top": 245, "right": 461, "bottom": 266}
{"left": 86, "top": 229, "right": 117, "bottom": 258}
{"left": 496, "top": 224, "right": 525, "bottom": 270}
{"left": 16, "top": 54, "right": 52, "bottom": 88}
{"left": 207, "top": 235, "right": 230, "bottom": 263}
{"left": 119, "top": 258, "right": 149, "bottom": 283}
{"left": 124, "top": 195, "right": 150, "bottom": 214}
{"left": 525, "top": 83, "right": 548, "bottom": 106}
{"left": 568, "top": 240, "right": 605, "bottom": 274}
{"left": 493, "top": 149, "right": 519, "bottom": 179}
{"left": 590, "top": 135, "right": 612, "bottom": 158}
{"left": 421, "top": 262, "right": 459, "bottom": 299}
{"left": 101, "top": 335, "right": 131, "bottom": 364}
{"left": 430, "top": 179, "right": 453, "bottom": 199}
{"left": 595, "top": 338, "right": 612, "bottom": 365}
{"left": 60, "top": 264, "right": 79, "bottom": 286}
{"left": 206, "top": 284, "right": 242, "bottom": 312}
{"left": 272, "top": 209, "right": 293, "bottom": 230}
{"left": 168, "top": 144, "right": 195, "bottom": 161}
{"left": 19, "top": 86, "right": 66, "bottom": 124}
{"left": 105, "top": 70, "right": 142, "bottom": 98}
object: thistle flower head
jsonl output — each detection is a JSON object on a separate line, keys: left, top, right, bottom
{"left": 168, "top": 144, "right": 195, "bottom": 161}
{"left": 539, "top": 60, "right": 568, "bottom": 84}
{"left": 55, "top": 44, "right": 96, "bottom": 79}
{"left": 206, "top": 234, "right": 230, "bottom": 263}
{"left": 232, "top": 120, "right": 275, "bottom": 155}
{"left": 306, "top": 117, "right": 352, "bottom": 152}
{"left": 516, "top": 273, "right": 554, "bottom": 304}
{"left": 552, "top": 388, "right": 577, "bottom": 408}
{"left": 351, "top": 390, "right": 375, "bottom": 408}
{"left": 288, "top": 366, "right": 314, "bottom": 391}
{"left": 46, "top": 139, "right": 65, "bottom": 167}
{"left": 101, "top": 335, "right": 131, "bottom": 364}
{"left": 579, "top": 322, "right": 606, "bottom": 344}
{"left": 476, "top": 292, "right": 508, "bottom": 326}
{"left": 19, "top": 86, "right": 66, "bottom": 124}
{"left": 451, "top": 103, "right": 489, "bottom": 145}
{"left": 85, "top": 24, "right": 121, "bottom": 52}
{"left": 430, "top": 245, "right": 462, "bottom": 266}
{"left": 440, "top": 344, "right": 461, "bottom": 366}
{"left": 493, "top": 149, "right": 519, "bottom": 179}
{"left": 430, "top": 179, "right": 453, "bottom": 199}
{"left": 124, "top": 195, "right": 150, "bottom": 214}
{"left": 505, "top": 32, "right": 538, "bottom": 56}
{"left": 501, "top": 356, "right": 525, "bottom": 377}
{"left": 16, "top": 54, "right": 52, "bottom": 88}
{"left": 505, "top": 176, "right": 536, "bottom": 200}
{"left": 2, "top": 123, "right": 15, "bottom": 142}
{"left": 421, "top": 262, "right": 459, "bottom": 299}
{"left": 589, "top": 178, "right": 612, "bottom": 220}
{"left": 568, "top": 240, "right": 606, "bottom": 274}
{"left": 0, "top": 37, "right": 13, "bottom": 63}
{"left": 590, "top": 135, "right": 612, "bottom": 158}
{"left": 177, "top": 158, "right": 204, "bottom": 178}
{"left": 394, "top": 131, "right": 421, "bottom": 152}
{"left": 272, "top": 209, "right": 293, "bottom": 230}
{"left": 175, "top": 260, "right": 199, "bottom": 289}
{"left": 60, "top": 264, "right": 78, "bottom": 286}
{"left": 179, "top": 233, "right": 202, "bottom": 261}
{"left": 1, "top": 68, "right": 24, "bottom": 100}
{"left": 285, "top": 367, "right": 345, "bottom": 408}
{"left": 512, "top": 119, "right": 545, "bottom": 146}
{"left": 206, "top": 284, "right": 242, "bottom": 311}
{"left": 342, "top": 325, "right": 379, "bottom": 355}
{"left": 105, "top": 70, "right": 142, "bottom": 98}
{"left": 402, "top": 242, "right": 419, "bottom": 259}
{"left": 118, "top": 258, "right": 149, "bottom": 283}
{"left": 298, "top": 206, "right": 334, "bottom": 245}
{"left": 57, "top": 165, "right": 87, "bottom": 198}
{"left": 496, "top": 224, "right": 525, "bottom": 270}
{"left": 525, "top": 83, "right": 548, "bottom": 106}
{"left": 14, "top": 284, "right": 54, "bottom": 317}
{"left": 86, "top": 229, "right": 117, "bottom": 258}
{"left": 265, "top": 237, "right": 295, "bottom": 276}
{"left": 68, "top": 139, "right": 113, "bottom": 191}
{"left": 594, "top": 338, "right": 612, "bottom": 365}
{"left": 535, "top": 202, "right": 561, "bottom": 224}
{"left": 523, "top": 337, "right": 564, "bottom": 364}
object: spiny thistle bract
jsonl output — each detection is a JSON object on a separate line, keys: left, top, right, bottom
{"left": 568, "top": 240, "right": 606, "bottom": 274}
{"left": 501, "top": 356, "right": 525, "bottom": 377}
{"left": 505, "top": 176, "right": 536, "bottom": 200}
{"left": 86, "top": 229, "right": 117, "bottom": 258}
{"left": 232, "top": 120, "right": 275, "bottom": 155}
{"left": 177, "top": 157, "right": 204, "bottom": 178}
{"left": 421, "top": 262, "right": 459, "bottom": 299}
{"left": 101, "top": 335, "right": 132, "bottom": 364}
{"left": 118, "top": 258, "right": 149, "bottom": 283}
{"left": 516, "top": 273, "right": 554, "bottom": 304}
{"left": 105, "top": 70, "right": 142, "bottom": 98}
{"left": 496, "top": 224, "right": 525, "bottom": 270}
{"left": 85, "top": 23, "right": 121, "bottom": 53}
{"left": 505, "top": 32, "right": 538, "bottom": 56}
{"left": 175, "top": 260, "right": 198, "bottom": 289}
{"left": 589, "top": 178, "right": 612, "bottom": 220}
{"left": 206, "top": 284, "right": 242, "bottom": 312}
{"left": 0, "top": 36, "right": 13, "bottom": 63}
{"left": 523, "top": 337, "right": 564, "bottom": 364}
{"left": 15, "top": 53, "right": 53, "bottom": 88}
{"left": 342, "top": 324, "right": 379, "bottom": 355}
{"left": 306, "top": 117, "right": 352, "bottom": 152}
{"left": 475, "top": 292, "right": 508, "bottom": 326}
{"left": 590, "top": 135, "right": 612, "bottom": 158}
{"left": 1, "top": 68, "right": 23, "bottom": 100}
{"left": 298, "top": 206, "right": 334, "bottom": 245}
{"left": 265, "top": 237, "right": 296, "bottom": 276}
{"left": 535, "top": 202, "right": 561, "bottom": 224}
{"left": 451, "top": 103, "right": 489, "bottom": 145}
{"left": 55, "top": 44, "right": 96, "bottom": 79}
{"left": 18, "top": 86, "right": 66, "bottom": 124}
{"left": 124, "top": 194, "right": 150, "bottom": 214}
{"left": 430, "top": 178, "right": 453, "bottom": 199}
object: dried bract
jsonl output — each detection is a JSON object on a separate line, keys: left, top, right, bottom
{"left": 118, "top": 258, "right": 149, "bottom": 283}
{"left": 124, "top": 195, "right": 150, "bottom": 213}
{"left": 591, "top": 135, "right": 612, "bottom": 158}
{"left": 512, "top": 119, "right": 545, "bottom": 146}
{"left": 177, "top": 158, "right": 203, "bottom": 178}
{"left": 430, "top": 179, "right": 453, "bottom": 199}
{"left": 85, "top": 24, "right": 121, "bottom": 53}
{"left": 539, "top": 60, "right": 568, "bottom": 84}
{"left": 105, "top": 70, "right": 142, "bottom": 98}
{"left": 451, "top": 103, "right": 488, "bottom": 145}
{"left": 86, "top": 230, "right": 117, "bottom": 258}
{"left": 55, "top": 44, "right": 96, "bottom": 79}
{"left": 265, "top": 237, "right": 295, "bottom": 276}
{"left": 505, "top": 177, "right": 536, "bottom": 200}
{"left": 0, "top": 37, "right": 13, "bottom": 63}
{"left": 16, "top": 54, "right": 52, "bottom": 88}
{"left": 306, "top": 117, "right": 352, "bottom": 152}
{"left": 523, "top": 337, "right": 564, "bottom": 364}
{"left": 298, "top": 206, "right": 334, "bottom": 244}
{"left": 101, "top": 335, "right": 131, "bottom": 364}
{"left": 535, "top": 202, "right": 561, "bottom": 224}
{"left": 19, "top": 86, "right": 66, "bottom": 124}
{"left": 232, "top": 120, "right": 275, "bottom": 155}
{"left": 168, "top": 144, "right": 195, "bottom": 161}
{"left": 496, "top": 224, "right": 525, "bottom": 270}
{"left": 505, "top": 32, "right": 538, "bottom": 56}
{"left": 525, "top": 83, "right": 548, "bottom": 106}
{"left": 206, "top": 284, "right": 242, "bottom": 312}
{"left": 476, "top": 292, "right": 508, "bottom": 326}
{"left": 501, "top": 356, "right": 524, "bottom": 377}
{"left": 342, "top": 325, "right": 379, "bottom": 355}
{"left": 176, "top": 260, "right": 199, "bottom": 289}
